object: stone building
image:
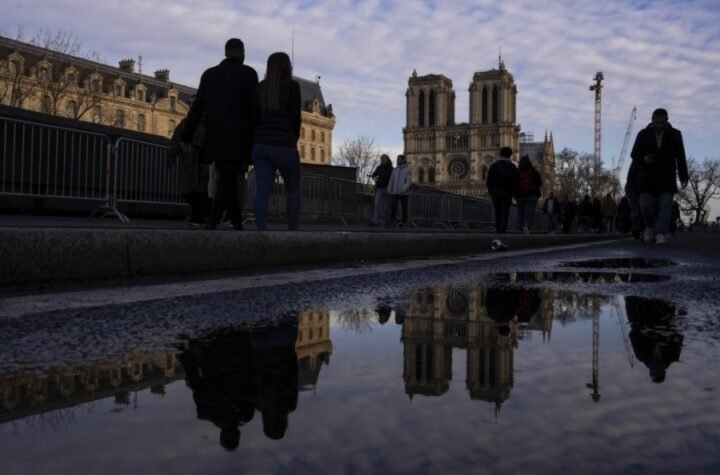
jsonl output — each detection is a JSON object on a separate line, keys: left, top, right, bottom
{"left": 403, "top": 60, "right": 555, "bottom": 197}
{"left": 402, "top": 286, "right": 518, "bottom": 408}
{"left": 0, "top": 35, "right": 335, "bottom": 165}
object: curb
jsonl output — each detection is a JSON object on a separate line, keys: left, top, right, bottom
{"left": 0, "top": 228, "right": 622, "bottom": 285}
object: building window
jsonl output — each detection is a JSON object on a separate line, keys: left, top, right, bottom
{"left": 90, "top": 79, "right": 101, "bottom": 93}
{"left": 311, "top": 148, "right": 316, "bottom": 161}
{"left": 492, "top": 85, "right": 498, "bottom": 123}
{"left": 170, "top": 96, "right": 177, "bottom": 112}
{"left": 482, "top": 86, "right": 488, "bottom": 124}
{"left": 115, "top": 84, "right": 122, "bottom": 97}
{"left": 321, "top": 131, "right": 325, "bottom": 143}
{"left": 168, "top": 119, "right": 176, "bottom": 136}
{"left": 41, "top": 95, "right": 51, "bottom": 113}
{"left": 93, "top": 106, "right": 102, "bottom": 123}
{"left": 11, "top": 89, "right": 22, "bottom": 107}
{"left": 39, "top": 68, "right": 50, "bottom": 82}
{"left": 115, "top": 109, "right": 125, "bottom": 127}
{"left": 9, "top": 59, "right": 22, "bottom": 75}
{"left": 137, "top": 89, "right": 145, "bottom": 102}
{"left": 66, "top": 72, "right": 77, "bottom": 86}
{"left": 66, "top": 100, "right": 77, "bottom": 118}
{"left": 418, "top": 168, "right": 425, "bottom": 183}
{"left": 481, "top": 165, "right": 488, "bottom": 182}
{"left": 418, "top": 90, "right": 425, "bottom": 127}
{"left": 429, "top": 167, "right": 436, "bottom": 183}
{"left": 311, "top": 129, "right": 316, "bottom": 141}
{"left": 301, "top": 145, "right": 305, "bottom": 159}
{"left": 301, "top": 127, "right": 305, "bottom": 139}
{"left": 320, "top": 149, "right": 325, "bottom": 161}
{"left": 429, "top": 89, "right": 436, "bottom": 126}
{"left": 137, "top": 114, "right": 146, "bottom": 132}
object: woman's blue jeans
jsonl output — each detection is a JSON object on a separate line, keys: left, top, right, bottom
{"left": 252, "top": 144, "right": 301, "bottom": 230}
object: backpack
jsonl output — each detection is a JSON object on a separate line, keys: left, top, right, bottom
{"left": 518, "top": 168, "right": 535, "bottom": 195}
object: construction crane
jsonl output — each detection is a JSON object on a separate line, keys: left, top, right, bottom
{"left": 612, "top": 106, "right": 637, "bottom": 184}
{"left": 589, "top": 72, "right": 604, "bottom": 164}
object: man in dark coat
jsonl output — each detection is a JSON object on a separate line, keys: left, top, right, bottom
{"left": 629, "top": 108, "right": 688, "bottom": 244}
{"left": 182, "top": 38, "right": 259, "bottom": 230}
{"left": 486, "top": 146, "right": 520, "bottom": 233}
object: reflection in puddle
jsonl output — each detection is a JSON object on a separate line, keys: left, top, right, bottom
{"left": 0, "top": 283, "right": 709, "bottom": 474}
{"left": 489, "top": 271, "right": 671, "bottom": 284}
{"left": 561, "top": 257, "right": 677, "bottom": 269}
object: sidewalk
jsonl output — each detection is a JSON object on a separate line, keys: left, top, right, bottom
{"left": 0, "top": 213, "right": 625, "bottom": 286}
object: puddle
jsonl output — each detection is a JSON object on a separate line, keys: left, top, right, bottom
{"left": 560, "top": 257, "right": 677, "bottom": 269}
{"left": 0, "top": 282, "right": 716, "bottom": 475}
{"left": 489, "top": 271, "right": 671, "bottom": 284}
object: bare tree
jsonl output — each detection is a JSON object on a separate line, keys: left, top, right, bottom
{"left": 677, "top": 158, "right": 720, "bottom": 224}
{"left": 333, "top": 136, "right": 379, "bottom": 185}
{"left": 554, "top": 147, "right": 619, "bottom": 200}
{"left": 336, "top": 308, "right": 374, "bottom": 334}
{"left": 28, "top": 30, "right": 104, "bottom": 120}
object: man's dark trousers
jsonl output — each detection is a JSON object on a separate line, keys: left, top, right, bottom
{"left": 208, "top": 160, "right": 247, "bottom": 227}
{"left": 492, "top": 194, "right": 513, "bottom": 233}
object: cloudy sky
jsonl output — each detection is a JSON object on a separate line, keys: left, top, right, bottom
{"left": 3, "top": 0, "right": 720, "bottom": 209}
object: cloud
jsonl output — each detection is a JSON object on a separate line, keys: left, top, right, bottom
{"left": 3, "top": 0, "right": 719, "bottom": 197}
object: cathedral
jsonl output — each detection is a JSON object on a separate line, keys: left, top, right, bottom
{"left": 403, "top": 59, "right": 555, "bottom": 198}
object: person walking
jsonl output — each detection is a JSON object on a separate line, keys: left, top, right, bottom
{"left": 486, "top": 146, "right": 519, "bottom": 234}
{"left": 369, "top": 154, "right": 393, "bottom": 226}
{"left": 559, "top": 195, "right": 577, "bottom": 234}
{"left": 577, "top": 195, "right": 594, "bottom": 233}
{"left": 168, "top": 95, "right": 210, "bottom": 227}
{"left": 601, "top": 193, "right": 618, "bottom": 233}
{"left": 516, "top": 155, "right": 542, "bottom": 233}
{"left": 629, "top": 108, "right": 689, "bottom": 244}
{"left": 542, "top": 192, "right": 559, "bottom": 234}
{"left": 182, "top": 38, "right": 259, "bottom": 230}
{"left": 251, "top": 52, "right": 302, "bottom": 231}
{"left": 387, "top": 154, "right": 412, "bottom": 227}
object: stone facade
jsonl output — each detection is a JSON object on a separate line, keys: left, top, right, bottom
{"left": 403, "top": 61, "right": 555, "bottom": 197}
{"left": 0, "top": 35, "right": 335, "bottom": 165}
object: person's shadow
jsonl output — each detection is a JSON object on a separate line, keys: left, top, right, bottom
{"left": 178, "top": 318, "right": 299, "bottom": 450}
{"left": 624, "top": 296, "right": 684, "bottom": 383}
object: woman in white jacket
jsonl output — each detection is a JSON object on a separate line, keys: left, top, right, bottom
{"left": 387, "top": 154, "right": 412, "bottom": 226}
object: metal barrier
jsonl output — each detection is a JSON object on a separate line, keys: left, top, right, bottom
{"left": 245, "top": 172, "right": 360, "bottom": 226}
{"left": 112, "top": 137, "right": 182, "bottom": 207}
{"left": 0, "top": 113, "right": 557, "bottom": 230}
{"left": 1, "top": 115, "right": 111, "bottom": 205}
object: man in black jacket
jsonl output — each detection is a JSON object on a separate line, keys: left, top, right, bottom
{"left": 182, "top": 38, "right": 259, "bottom": 230}
{"left": 486, "top": 146, "right": 519, "bottom": 233}
{"left": 629, "top": 108, "right": 688, "bottom": 244}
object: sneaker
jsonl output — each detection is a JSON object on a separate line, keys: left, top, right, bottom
{"left": 523, "top": 226, "right": 530, "bottom": 234}
{"left": 188, "top": 221, "right": 202, "bottom": 228}
{"left": 655, "top": 234, "right": 666, "bottom": 245}
{"left": 643, "top": 227, "right": 655, "bottom": 242}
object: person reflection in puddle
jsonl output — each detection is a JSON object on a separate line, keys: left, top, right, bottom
{"left": 250, "top": 321, "right": 299, "bottom": 440}
{"left": 624, "top": 296, "right": 684, "bottom": 383}
{"left": 485, "top": 284, "right": 519, "bottom": 335}
{"left": 375, "top": 304, "right": 392, "bottom": 325}
{"left": 178, "top": 318, "right": 299, "bottom": 448}
{"left": 178, "top": 329, "right": 256, "bottom": 451}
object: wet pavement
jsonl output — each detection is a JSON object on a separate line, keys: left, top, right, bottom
{"left": 1, "top": 234, "right": 719, "bottom": 474}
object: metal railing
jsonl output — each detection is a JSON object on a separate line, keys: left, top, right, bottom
{"left": 0, "top": 113, "right": 551, "bottom": 231}
{"left": 1, "top": 116, "right": 110, "bottom": 203}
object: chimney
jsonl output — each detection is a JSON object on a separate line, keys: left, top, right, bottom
{"left": 154, "top": 69, "right": 170, "bottom": 82}
{"left": 118, "top": 59, "right": 135, "bottom": 73}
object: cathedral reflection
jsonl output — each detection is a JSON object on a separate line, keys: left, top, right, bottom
{"left": 401, "top": 282, "right": 554, "bottom": 409}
